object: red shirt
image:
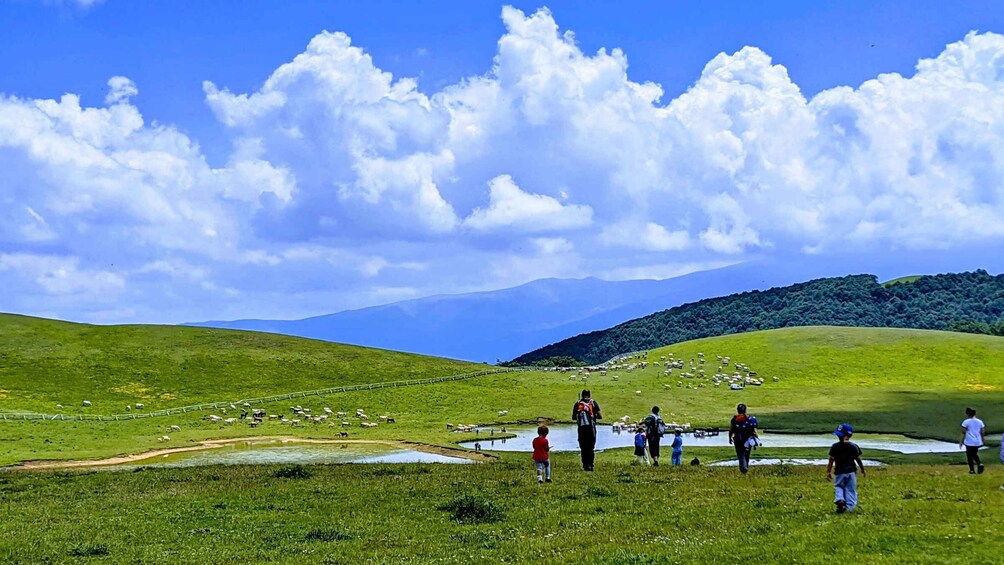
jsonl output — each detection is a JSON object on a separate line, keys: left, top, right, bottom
{"left": 532, "top": 436, "right": 550, "bottom": 462}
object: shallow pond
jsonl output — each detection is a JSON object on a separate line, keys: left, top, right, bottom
{"left": 708, "top": 458, "right": 884, "bottom": 467}
{"left": 461, "top": 425, "right": 963, "bottom": 454}
{"left": 106, "top": 440, "right": 472, "bottom": 469}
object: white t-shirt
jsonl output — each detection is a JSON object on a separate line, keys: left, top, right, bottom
{"left": 961, "top": 417, "right": 984, "bottom": 447}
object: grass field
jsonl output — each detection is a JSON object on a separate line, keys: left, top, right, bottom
{"left": 2, "top": 319, "right": 1003, "bottom": 465}
{"left": 1, "top": 454, "right": 1003, "bottom": 563}
{"left": 3, "top": 316, "right": 1004, "bottom": 562}
{"left": 0, "top": 313, "right": 479, "bottom": 414}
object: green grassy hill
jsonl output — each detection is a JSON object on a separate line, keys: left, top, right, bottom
{"left": 882, "top": 275, "right": 923, "bottom": 287}
{"left": 1, "top": 322, "right": 1002, "bottom": 465}
{"left": 0, "top": 314, "right": 478, "bottom": 415}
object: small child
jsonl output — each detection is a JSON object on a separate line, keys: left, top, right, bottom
{"left": 827, "top": 423, "right": 866, "bottom": 513}
{"left": 671, "top": 428, "right": 684, "bottom": 466}
{"left": 532, "top": 425, "right": 552, "bottom": 483}
{"left": 633, "top": 427, "right": 649, "bottom": 465}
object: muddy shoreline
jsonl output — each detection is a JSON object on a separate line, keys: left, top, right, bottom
{"left": 9, "top": 436, "right": 496, "bottom": 471}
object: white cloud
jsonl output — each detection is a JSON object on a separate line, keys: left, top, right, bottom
{"left": 0, "top": 253, "right": 124, "bottom": 298}
{"left": 4, "top": 8, "right": 1004, "bottom": 322}
{"left": 105, "top": 76, "right": 138, "bottom": 105}
{"left": 464, "top": 175, "right": 592, "bottom": 232}
{"left": 600, "top": 221, "right": 690, "bottom": 252}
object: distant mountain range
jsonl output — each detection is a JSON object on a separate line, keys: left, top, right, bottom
{"left": 511, "top": 270, "right": 1004, "bottom": 365}
{"left": 186, "top": 259, "right": 837, "bottom": 362}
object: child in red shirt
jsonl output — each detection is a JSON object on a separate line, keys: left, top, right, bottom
{"left": 532, "top": 425, "right": 551, "bottom": 483}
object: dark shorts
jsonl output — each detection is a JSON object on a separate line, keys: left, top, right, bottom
{"left": 634, "top": 445, "right": 646, "bottom": 456}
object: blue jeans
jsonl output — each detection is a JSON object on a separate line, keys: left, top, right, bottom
{"left": 535, "top": 460, "right": 551, "bottom": 480}
{"left": 671, "top": 451, "right": 682, "bottom": 466}
{"left": 834, "top": 472, "right": 858, "bottom": 511}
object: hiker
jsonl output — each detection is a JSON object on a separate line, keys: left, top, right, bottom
{"left": 671, "top": 428, "right": 684, "bottom": 466}
{"left": 633, "top": 426, "right": 649, "bottom": 465}
{"left": 827, "top": 423, "right": 866, "bottom": 513}
{"left": 644, "top": 406, "right": 666, "bottom": 466}
{"left": 532, "top": 425, "right": 552, "bottom": 483}
{"left": 572, "top": 389, "right": 602, "bottom": 471}
{"left": 960, "top": 407, "right": 986, "bottom": 474}
{"left": 728, "top": 403, "right": 758, "bottom": 473}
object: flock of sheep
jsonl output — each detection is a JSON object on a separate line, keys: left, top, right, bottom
{"left": 551, "top": 350, "right": 779, "bottom": 393}
{"left": 65, "top": 398, "right": 396, "bottom": 445}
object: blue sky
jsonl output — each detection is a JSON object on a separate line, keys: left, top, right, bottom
{"left": 2, "top": 1, "right": 1004, "bottom": 323}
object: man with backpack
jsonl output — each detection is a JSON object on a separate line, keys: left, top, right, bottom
{"left": 728, "top": 403, "right": 759, "bottom": 474}
{"left": 572, "top": 389, "right": 602, "bottom": 471}
{"left": 643, "top": 406, "right": 666, "bottom": 466}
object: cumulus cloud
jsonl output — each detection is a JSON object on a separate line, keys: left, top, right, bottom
{"left": 464, "top": 175, "right": 593, "bottom": 232}
{"left": 3, "top": 7, "right": 1004, "bottom": 323}
{"left": 105, "top": 76, "right": 138, "bottom": 105}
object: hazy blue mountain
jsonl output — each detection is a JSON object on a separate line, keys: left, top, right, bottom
{"left": 186, "top": 259, "right": 830, "bottom": 362}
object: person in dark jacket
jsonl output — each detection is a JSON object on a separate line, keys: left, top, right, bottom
{"left": 572, "top": 389, "right": 602, "bottom": 471}
{"left": 728, "top": 403, "right": 758, "bottom": 474}
{"left": 643, "top": 406, "right": 665, "bottom": 466}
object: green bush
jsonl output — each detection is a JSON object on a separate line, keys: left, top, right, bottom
{"left": 438, "top": 494, "right": 505, "bottom": 524}
{"left": 274, "top": 464, "right": 312, "bottom": 479}
{"left": 68, "top": 543, "right": 109, "bottom": 557}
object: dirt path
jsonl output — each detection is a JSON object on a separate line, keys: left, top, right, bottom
{"left": 11, "top": 436, "right": 495, "bottom": 471}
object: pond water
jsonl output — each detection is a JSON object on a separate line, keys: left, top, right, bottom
{"left": 461, "top": 425, "right": 962, "bottom": 454}
{"left": 708, "top": 458, "right": 885, "bottom": 467}
{"left": 106, "top": 440, "right": 472, "bottom": 469}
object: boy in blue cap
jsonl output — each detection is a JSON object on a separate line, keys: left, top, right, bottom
{"left": 827, "top": 423, "right": 866, "bottom": 513}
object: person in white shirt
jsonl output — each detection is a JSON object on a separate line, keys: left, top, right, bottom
{"left": 960, "top": 407, "right": 985, "bottom": 475}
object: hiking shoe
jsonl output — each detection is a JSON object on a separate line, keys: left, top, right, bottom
{"left": 545, "top": 478, "right": 552, "bottom": 483}
{"left": 538, "top": 476, "right": 543, "bottom": 483}
{"left": 835, "top": 500, "right": 847, "bottom": 514}
{"left": 979, "top": 464, "right": 985, "bottom": 474}
{"left": 653, "top": 460, "right": 659, "bottom": 467}
{"left": 970, "top": 470, "right": 977, "bottom": 474}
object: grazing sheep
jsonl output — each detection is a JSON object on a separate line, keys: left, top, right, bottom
{"left": 125, "top": 405, "right": 131, "bottom": 411}
{"left": 323, "top": 407, "right": 333, "bottom": 414}
{"left": 55, "top": 404, "right": 63, "bottom": 409}
{"left": 208, "top": 415, "right": 222, "bottom": 423}
{"left": 498, "top": 410, "right": 509, "bottom": 417}
{"left": 159, "top": 436, "right": 170, "bottom": 442}
{"left": 338, "top": 431, "right": 349, "bottom": 438}
{"left": 341, "top": 421, "right": 350, "bottom": 427}
{"left": 386, "top": 418, "right": 395, "bottom": 424}
{"left": 224, "top": 418, "right": 237, "bottom": 425}
{"left": 635, "top": 390, "right": 641, "bottom": 396}
{"left": 135, "top": 403, "right": 145, "bottom": 409}
{"left": 291, "top": 419, "right": 301, "bottom": 427}
{"left": 169, "top": 425, "right": 181, "bottom": 432}
{"left": 82, "top": 401, "right": 92, "bottom": 407}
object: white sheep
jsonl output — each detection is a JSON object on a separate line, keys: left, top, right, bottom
{"left": 82, "top": 400, "right": 92, "bottom": 407}
{"left": 160, "top": 435, "right": 170, "bottom": 442}
{"left": 635, "top": 390, "right": 641, "bottom": 396}
{"left": 169, "top": 425, "right": 181, "bottom": 432}
{"left": 135, "top": 403, "right": 145, "bottom": 409}
{"left": 224, "top": 418, "right": 237, "bottom": 425}
{"left": 498, "top": 410, "right": 509, "bottom": 416}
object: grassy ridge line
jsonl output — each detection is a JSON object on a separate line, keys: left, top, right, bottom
{"left": 0, "top": 367, "right": 530, "bottom": 422}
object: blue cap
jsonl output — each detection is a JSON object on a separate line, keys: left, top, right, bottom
{"left": 833, "top": 423, "right": 853, "bottom": 437}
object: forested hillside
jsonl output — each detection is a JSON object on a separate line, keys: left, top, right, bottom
{"left": 511, "top": 271, "right": 1004, "bottom": 365}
